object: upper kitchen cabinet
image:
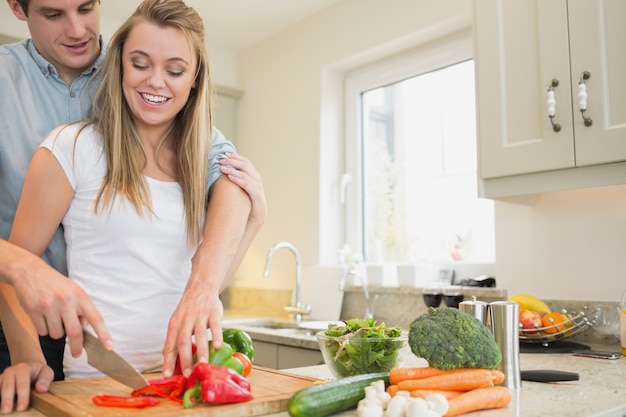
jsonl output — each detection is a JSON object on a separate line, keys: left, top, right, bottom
{"left": 473, "top": 0, "right": 626, "bottom": 198}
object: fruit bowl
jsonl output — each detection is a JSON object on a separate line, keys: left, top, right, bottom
{"left": 519, "top": 306, "right": 599, "bottom": 345}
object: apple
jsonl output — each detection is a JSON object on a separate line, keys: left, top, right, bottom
{"left": 519, "top": 310, "right": 543, "bottom": 334}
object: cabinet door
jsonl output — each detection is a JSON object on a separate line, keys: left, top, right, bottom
{"left": 569, "top": 0, "right": 626, "bottom": 166}
{"left": 474, "top": 0, "right": 575, "bottom": 179}
{"left": 252, "top": 341, "right": 278, "bottom": 369}
{"left": 277, "top": 346, "right": 324, "bottom": 369}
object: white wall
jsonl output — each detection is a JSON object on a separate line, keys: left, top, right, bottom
{"left": 235, "top": 0, "right": 474, "bottom": 290}
{"left": 235, "top": 0, "right": 625, "bottom": 304}
{"left": 0, "top": 2, "right": 239, "bottom": 88}
{"left": 494, "top": 185, "right": 626, "bottom": 302}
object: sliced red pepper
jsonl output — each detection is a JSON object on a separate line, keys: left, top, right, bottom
{"left": 131, "top": 375, "right": 187, "bottom": 403}
{"left": 92, "top": 394, "right": 159, "bottom": 408}
{"left": 232, "top": 351, "right": 252, "bottom": 377}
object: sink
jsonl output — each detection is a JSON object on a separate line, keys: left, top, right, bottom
{"left": 222, "top": 318, "right": 341, "bottom": 334}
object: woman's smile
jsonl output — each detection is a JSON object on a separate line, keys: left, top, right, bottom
{"left": 140, "top": 92, "right": 170, "bottom": 105}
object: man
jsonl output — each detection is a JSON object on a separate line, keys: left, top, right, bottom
{"left": 0, "top": 0, "right": 265, "bottom": 412}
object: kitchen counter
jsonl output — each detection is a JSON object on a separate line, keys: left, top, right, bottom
{"left": 9, "top": 345, "right": 624, "bottom": 417}
{"left": 275, "top": 345, "right": 625, "bottom": 417}
{"left": 222, "top": 317, "right": 625, "bottom": 416}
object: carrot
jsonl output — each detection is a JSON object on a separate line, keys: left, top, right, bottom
{"left": 386, "top": 384, "right": 402, "bottom": 396}
{"left": 445, "top": 386, "right": 512, "bottom": 417}
{"left": 409, "top": 389, "right": 464, "bottom": 400}
{"left": 389, "top": 367, "right": 448, "bottom": 384}
{"left": 396, "top": 368, "right": 496, "bottom": 391}
{"left": 488, "top": 369, "right": 505, "bottom": 385}
{"left": 391, "top": 367, "right": 506, "bottom": 386}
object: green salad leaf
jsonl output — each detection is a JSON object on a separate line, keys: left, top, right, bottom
{"left": 320, "top": 318, "right": 404, "bottom": 377}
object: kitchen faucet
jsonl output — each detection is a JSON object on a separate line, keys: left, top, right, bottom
{"left": 263, "top": 241, "right": 311, "bottom": 321}
{"left": 337, "top": 245, "right": 377, "bottom": 319}
{"left": 338, "top": 265, "right": 377, "bottom": 320}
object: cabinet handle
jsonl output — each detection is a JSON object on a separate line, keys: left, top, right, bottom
{"left": 546, "top": 79, "right": 561, "bottom": 132}
{"left": 578, "top": 71, "right": 593, "bottom": 127}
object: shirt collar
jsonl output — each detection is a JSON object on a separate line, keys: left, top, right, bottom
{"left": 26, "top": 35, "right": 106, "bottom": 79}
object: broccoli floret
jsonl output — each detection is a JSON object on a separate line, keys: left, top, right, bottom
{"left": 408, "top": 307, "right": 502, "bottom": 370}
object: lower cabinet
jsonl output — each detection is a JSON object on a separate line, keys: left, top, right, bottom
{"left": 253, "top": 341, "right": 325, "bottom": 370}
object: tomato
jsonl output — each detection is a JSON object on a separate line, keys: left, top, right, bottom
{"left": 232, "top": 351, "right": 252, "bottom": 376}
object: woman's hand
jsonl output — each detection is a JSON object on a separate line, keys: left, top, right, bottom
{"left": 0, "top": 361, "right": 53, "bottom": 414}
{"left": 162, "top": 289, "right": 224, "bottom": 378}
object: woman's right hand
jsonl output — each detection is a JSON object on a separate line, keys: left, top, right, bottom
{"left": 0, "top": 361, "right": 53, "bottom": 414}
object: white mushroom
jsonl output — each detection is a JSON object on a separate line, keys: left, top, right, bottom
{"left": 383, "top": 394, "right": 408, "bottom": 417}
{"left": 394, "top": 390, "right": 411, "bottom": 398}
{"left": 357, "top": 399, "right": 385, "bottom": 417}
{"left": 372, "top": 379, "right": 387, "bottom": 393}
{"left": 404, "top": 397, "right": 429, "bottom": 417}
{"left": 364, "top": 385, "right": 383, "bottom": 407}
{"left": 425, "top": 393, "right": 449, "bottom": 416}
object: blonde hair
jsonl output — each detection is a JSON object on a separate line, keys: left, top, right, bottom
{"left": 88, "top": 0, "right": 212, "bottom": 244}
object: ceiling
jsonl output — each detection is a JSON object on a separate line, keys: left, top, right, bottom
{"left": 101, "top": 0, "right": 344, "bottom": 50}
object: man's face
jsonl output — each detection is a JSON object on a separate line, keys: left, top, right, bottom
{"left": 10, "top": 0, "right": 101, "bottom": 83}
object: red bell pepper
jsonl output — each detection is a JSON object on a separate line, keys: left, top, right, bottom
{"left": 92, "top": 394, "right": 159, "bottom": 408}
{"left": 173, "top": 343, "right": 198, "bottom": 376}
{"left": 182, "top": 363, "right": 252, "bottom": 408}
{"left": 131, "top": 375, "right": 187, "bottom": 403}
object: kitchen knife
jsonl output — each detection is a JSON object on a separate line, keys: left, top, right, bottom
{"left": 521, "top": 369, "right": 579, "bottom": 383}
{"left": 83, "top": 330, "right": 149, "bottom": 389}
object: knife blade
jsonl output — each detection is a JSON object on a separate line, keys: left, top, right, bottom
{"left": 83, "top": 330, "right": 149, "bottom": 389}
{"left": 521, "top": 369, "right": 579, "bottom": 382}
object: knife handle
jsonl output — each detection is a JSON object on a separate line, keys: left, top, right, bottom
{"left": 521, "top": 369, "right": 579, "bottom": 382}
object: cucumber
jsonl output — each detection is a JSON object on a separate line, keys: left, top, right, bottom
{"left": 288, "top": 372, "right": 389, "bottom": 417}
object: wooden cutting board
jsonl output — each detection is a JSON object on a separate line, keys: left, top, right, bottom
{"left": 31, "top": 366, "right": 321, "bottom": 417}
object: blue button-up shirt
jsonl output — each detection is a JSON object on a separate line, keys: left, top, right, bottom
{"left": 0, "top": 39, "right": 104, "bottom": 274}
{"left": 0, "top": 38, "right": 234, "bottom": 275}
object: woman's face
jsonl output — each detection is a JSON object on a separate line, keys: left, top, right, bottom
{"left": 121, "top": 20, "right": 197, "bottom": 134}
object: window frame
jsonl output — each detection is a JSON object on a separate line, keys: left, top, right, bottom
{"left": 343, "top": 28, "right": 475, "bottom": 260}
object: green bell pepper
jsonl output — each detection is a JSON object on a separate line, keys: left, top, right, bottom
{"left": 206, "top": 342, "right": 244, "bottom": 376}
{"left": 222, "top": 328, "right": 255, "bottom": 361}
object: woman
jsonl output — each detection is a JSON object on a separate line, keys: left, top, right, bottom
{"left": 7, "top": 0, "right": 253, "bottom": 380}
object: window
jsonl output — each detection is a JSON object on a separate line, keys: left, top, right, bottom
{"left": 344, "top": 31, "right": 494, "bottom": 265}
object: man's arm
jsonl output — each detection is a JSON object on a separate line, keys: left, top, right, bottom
{"left": 0, "top": 149, "right": 111, "bottom": 413}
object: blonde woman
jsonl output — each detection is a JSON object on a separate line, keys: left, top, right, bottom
{"left": 2, "top": 0, "right": 260, "bottom": 409}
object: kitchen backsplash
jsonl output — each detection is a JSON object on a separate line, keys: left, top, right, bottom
{"left": 222, "top": 286, "right": 621, "bottom": 347}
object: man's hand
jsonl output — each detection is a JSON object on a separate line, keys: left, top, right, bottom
{"left": 5, "top": 246, "right": 113, "bottom": 356}
{"left": 0, "top": 241, "right": 113, "bottom": 356}
{"left": 14, "top": 274, "right": 112, "bottom": 356}
{"left": 220, "top": 152, "right": 267, "bottom": 226}
{"left": 0, "top": 361, "right": 53, "bottom": 414}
